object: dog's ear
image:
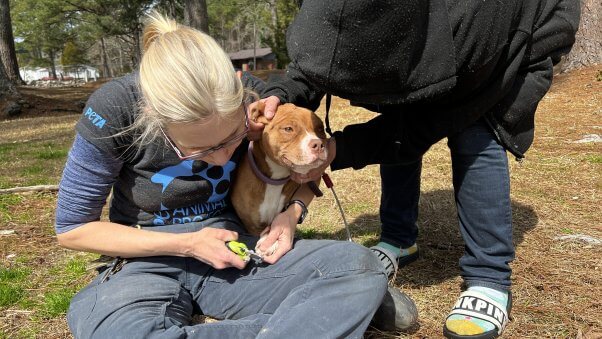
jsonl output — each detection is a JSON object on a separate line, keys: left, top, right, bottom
{"left": 250, "top": 101, "right": 270, "bottom": 125}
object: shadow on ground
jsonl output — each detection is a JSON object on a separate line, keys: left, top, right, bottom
{"left": 302, "top": 189, "right": 538, "bottom": 287}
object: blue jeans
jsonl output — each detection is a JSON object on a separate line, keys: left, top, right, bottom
{"left": 380, "top": 119, "right": 513, "bottom": 290}
{"left": 67, "top": 214, "right": 388, "bottom": 339}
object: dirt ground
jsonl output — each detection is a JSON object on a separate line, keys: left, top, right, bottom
{"left": 14, "top": 82, "right": 104, "bottom": 120}
{"left": 0, "top": 66, "right": 600, "bottom": 338}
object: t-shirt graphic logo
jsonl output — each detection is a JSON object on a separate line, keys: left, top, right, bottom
{"left": 150, "top": 160, "right": 235, "bottom": 225}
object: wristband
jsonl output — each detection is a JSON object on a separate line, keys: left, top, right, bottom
{"left": 283, "top": 199, "right": 308, "bottom": 224}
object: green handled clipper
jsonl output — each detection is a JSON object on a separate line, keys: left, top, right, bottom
{"left": 226, "top": 241, "right": 264, "bottom": 263}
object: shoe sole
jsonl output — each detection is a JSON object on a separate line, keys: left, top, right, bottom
{"left": 398, "top": 250, "right": 419, "bottom": 268}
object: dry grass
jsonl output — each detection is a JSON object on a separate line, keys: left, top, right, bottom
{"left": 1, "top": 67, "right": 601, "bottom": 338}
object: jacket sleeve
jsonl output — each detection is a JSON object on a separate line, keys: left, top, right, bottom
{"left": 330, "top": 116, "right": 398, "bottom": 170}
{"left": 241, "top": 71, "right": 266, "bottom": 94}
{"left": 261, "top": 62, "right": 325, "bottom": 111}
{"left": 330, "top": 110, "right": 430, "bottom": 171}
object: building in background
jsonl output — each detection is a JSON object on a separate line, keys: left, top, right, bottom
{"left": 229, "top": 47, "right": 276, "bottom": 71}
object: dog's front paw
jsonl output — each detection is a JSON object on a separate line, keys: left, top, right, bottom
{"left": 255, "top": 228, "right": 279, "bottom": 257}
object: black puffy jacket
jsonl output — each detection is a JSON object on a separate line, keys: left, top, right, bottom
{"left": 262, "top": 0, "right": 580, "bottom": 170}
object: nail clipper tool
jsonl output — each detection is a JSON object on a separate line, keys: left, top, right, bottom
{"left": 226, "top": 241, "right": 264, "bottom": 263}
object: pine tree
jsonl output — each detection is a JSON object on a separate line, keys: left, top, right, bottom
{"left": 0, "top": 0, "right": 22, "bottom": 83}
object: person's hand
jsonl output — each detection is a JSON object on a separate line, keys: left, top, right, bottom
{"left": 290, "top": 138, "right": 337, "bottom": 184}
{"left": 185, "top": 227, "right": 247, "bottom": 269}
{"left": 255, "top": 208, "right": 297, "bottom": 264}
{"left": 247, "top": 96, "right": 281, "bottom": 141}
{"left": 260, "top": 95, "right": 281, "bottom": 119}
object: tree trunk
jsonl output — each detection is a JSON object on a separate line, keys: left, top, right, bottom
{"left": 183, "top": 0, "right": 209, "bottom": 33}
{"left": 131, "top": 27, "right": 141, "bottom": 68}
{"left": 0, "top": 61, "right": 15, "bottom": 96}
{"left": 100, "top": 37, "right": 112, "bottom": 78}
{"left": 562, "top": 0, "right": 602, "bottom": 71}
{"left": 166, "top": 0, "right": 178, "bottom": 17}
{"left": 118, "top": 47, "right": 124, "bottom": 75}
{"left": 0, "top": 0, "right": 22, "bottom": 84}
{"left": 0, "top": 61, "right": 20, "bottom": 118}
{"left": 48, "top": 50, "right": 57, "bottom": 79}
{"left": 269, "top": 0, "right": 278, "bottom": 29}
{"left": 252, "top": 20, "right": 257, "bottom": 70}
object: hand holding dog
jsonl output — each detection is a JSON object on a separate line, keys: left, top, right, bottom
{"left": 186, "top": 227, "right": 247, "bottom": 270}
{"left": 247, "top": 96, "right": 281, "bottom": 141}
{"left": 255, "top": 209, "right": 298, "bottom": 264}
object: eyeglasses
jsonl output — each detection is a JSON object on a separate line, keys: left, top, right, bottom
{"left": 160, "top": 105, "right": 249, "bottom": 160}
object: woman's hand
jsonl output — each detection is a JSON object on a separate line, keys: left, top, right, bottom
{"left": 185, "top": 227, "right": 248, "bottom": 269}
{"left": 255, "top": 208, "right": 298, "bottom": 264}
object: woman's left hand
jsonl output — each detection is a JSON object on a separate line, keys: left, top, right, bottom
{"left": 255, "top": 208, "right": 297, "bottom": 264}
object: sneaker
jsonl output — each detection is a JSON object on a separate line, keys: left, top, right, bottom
{"left": 397, "top": 243, "right": 419, "bottom": 268}
{"left": 371, "top": 243, "right": 420, "bottom": 279}
{"left": 371, "top": 286, "right": 419, "bottom": 331}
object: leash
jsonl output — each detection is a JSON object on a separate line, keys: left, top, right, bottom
{"left": 321, "top": 173, "right": 353, "bottom": 242}
{"left": 315, "top": 96, "right": 352, "bottom": 241}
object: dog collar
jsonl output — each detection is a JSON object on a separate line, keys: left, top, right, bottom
{"left": 247, "top": 142, "right": 290, "bottom": 186}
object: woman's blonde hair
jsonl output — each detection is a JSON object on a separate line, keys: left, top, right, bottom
{"left": 132, "top": 11, "right": 245, "bottom": 146}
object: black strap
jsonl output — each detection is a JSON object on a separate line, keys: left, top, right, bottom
{"left": 307, "top": 181, "right": 323, "bottom": 197}
{"left": 325, "top": 94, "right": 333, "bottom": 137}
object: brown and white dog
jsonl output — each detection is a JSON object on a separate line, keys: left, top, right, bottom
{"left": 231, "top": 103, "right": 328, "bottom": 245}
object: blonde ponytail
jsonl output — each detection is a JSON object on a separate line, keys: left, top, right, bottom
{"left": 142, "top": 11, "right": 179, "bottom": 53}
{"left": 132, "top": 11, "right": 245, "bottom": 146}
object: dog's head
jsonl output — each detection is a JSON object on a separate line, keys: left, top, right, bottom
{"left": 252, "top": 103, "right": 328, "bottom": 174}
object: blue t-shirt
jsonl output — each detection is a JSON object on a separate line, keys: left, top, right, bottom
{"left": 55, "top": 72, "right": 263, "bottom": 233}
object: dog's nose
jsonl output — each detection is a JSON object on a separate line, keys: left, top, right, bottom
{"left": 309, "top": 139, "right": 324, "bottom": 154}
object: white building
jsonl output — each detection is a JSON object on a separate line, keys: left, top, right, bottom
{"left": 19, "top": 65, "right": 99, "bottom": 82}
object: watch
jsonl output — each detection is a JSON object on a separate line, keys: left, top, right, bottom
{"left": 283, "top": 199, "right": 308, "bottom": 224}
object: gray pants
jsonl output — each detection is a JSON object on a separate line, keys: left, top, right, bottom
{"left": 67, "top": 214, "right": 388, "bottom": 339}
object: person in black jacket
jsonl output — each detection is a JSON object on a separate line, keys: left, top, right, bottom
{"left": 256, "top": 0, "right": 579, "bottom": 337}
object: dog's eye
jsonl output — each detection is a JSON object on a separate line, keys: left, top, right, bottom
{"left": 283, "top": 126, "right": 294, "bottom": 133}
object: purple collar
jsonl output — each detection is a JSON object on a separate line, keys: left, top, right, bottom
{"left": 247, "top": 142, "right": 290, "bottom": 186}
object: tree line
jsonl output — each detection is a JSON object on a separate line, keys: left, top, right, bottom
{"left": 1, "top": 0, "right": 600, "bottom": 118}
{"left": 0, "top": 0, "right": 300, "bottom": 117}
{"left": 2, "top": 0, "right": 299, "bottom": 83}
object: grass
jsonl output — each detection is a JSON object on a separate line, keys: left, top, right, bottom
{"left": 0, "top": 194, "right": 24, "bottom": 222}
{"left": 0, "top": 266, "right": 30, "bottom": 307}
{"left": 0, "top": 253, "right": 96, "bottom": 337}
{"left": 35, "top": 145, "right": 69, "bottom": 160}
{"left": 37, "top": 256, "right": 93, "bottom": 318}
{"left": 40, "top": 290, "right": 76, "bottom": 318}
{"left": 0, "top": 116, "right": 75, "bottom": 188}
{"left": 584, "top": 154, "right": 602, "bottom": 164}
{"left": 1, "top": 143, "right": 70, "bottom": 181}
{"left": 0, "top": 67, "right": 601, "bottom": 338}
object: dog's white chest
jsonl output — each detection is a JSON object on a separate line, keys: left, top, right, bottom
{"left": 258, "top": 185, "right": 286, "bottom": 225}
